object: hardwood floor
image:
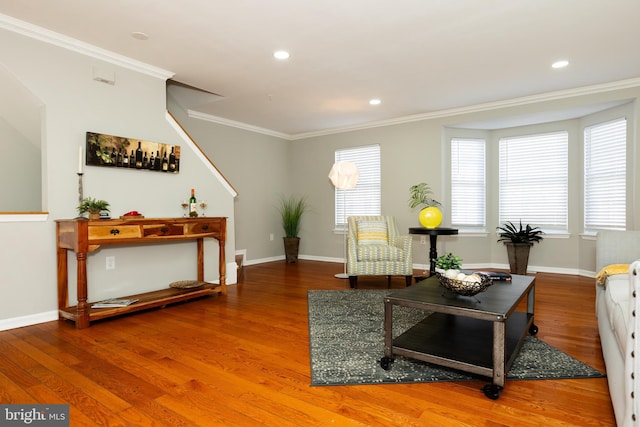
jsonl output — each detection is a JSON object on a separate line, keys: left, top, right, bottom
{"left": 0, "top": 261, "right": 615, "bottom": 426}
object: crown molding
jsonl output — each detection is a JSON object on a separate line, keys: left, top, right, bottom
{"left": 2, "top": 13, "right": 638, "bottom": 139}
{"left": 0, "top": 13, "right": 174, "bottom": 80}
{"left": 290, "top": 77, "right": 640, "bottom": 139}
{"left": 187, "top": 110, "right": 291, "bottom": 140}
{"left": 188, "top": 77, "right": 640, "bottom": 141}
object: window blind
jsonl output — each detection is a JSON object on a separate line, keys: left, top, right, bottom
{"left": 451, "top": 138, "right": 486, "bottom": 230}
{"left": 499, "top": 131, "right": 568, "bottom": 231}
{"left": 334, "top": 145, "right": 381, "bottom": 228}
{"left": 584, "top": 118, "right": 626, "bottom": 231}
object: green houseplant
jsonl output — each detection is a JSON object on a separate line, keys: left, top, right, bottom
{"left": 408, "top": 182, "right": 442, "bottom": 228}
{"left": 434, "top": 252, "right": 462, "bottom": 270}
{"left": 77, "top": 197, "right": 110, "bottom": 220}
{"left": 496, "top": 220, "right": 544, "bottom": 274}
{"left": 278, "top": 194, "right": 307, "bottom": 263}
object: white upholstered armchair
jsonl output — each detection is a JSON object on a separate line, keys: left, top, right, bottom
{"left": 346, "top": 215, "right": 413, "bottom": 289}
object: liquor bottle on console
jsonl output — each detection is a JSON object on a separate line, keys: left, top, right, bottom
{"left": 189, "top": 188, "right": 198, "bottom": 217}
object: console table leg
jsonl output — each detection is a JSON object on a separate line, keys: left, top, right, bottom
{"left": 57, "top": 248, "right": 68, "bottom": 315}
{"left": 218, "top": 239, "right": 226, "bottom": 290}
{"left": 197, "top": 238, "right": 204, "bottom": 281}
{"left": 76, "top": 252, "right": 89, "bottom": 329}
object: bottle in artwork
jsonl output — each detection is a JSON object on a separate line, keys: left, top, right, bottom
{"left": 149, "top": 151, "right": 155, "bottom": 170}
{"left": 189, "top": 188, "right": 197, "bottom": 217}
{"left": 169, "top": 146, "right": 177, "bottom": 172}
{"left": 123, "top": 150, "right": 129, "bottom": 167}
{"left": 154, "top": 150, "right": 161, "bottom": 170}
{"left": 162, "top": 151, "right": 169, "bottom": 171}
{"left": 130, "top": 150, "right": 136, "bottom": 168}
{"left": 135, "top": 141, "right": 143, "bottom": 169}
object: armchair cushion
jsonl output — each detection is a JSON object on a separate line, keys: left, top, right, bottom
{"left": 356, "top": 219, "right": 388, "bottom": 245}
{"left": 357, "top": 245, "right": 404, "bottom": 262}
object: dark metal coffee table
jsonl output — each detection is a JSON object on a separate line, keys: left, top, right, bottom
{"left": 380, "top": 274, "right": 537, "bottom": 399}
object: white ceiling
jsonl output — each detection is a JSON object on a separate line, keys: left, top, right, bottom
{"left": 1, "top": 0, "right": 640, "bottom": 137}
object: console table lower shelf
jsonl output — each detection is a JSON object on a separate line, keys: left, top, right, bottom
{"left": 59, "top": 283, "right": 223, "bottom": 324}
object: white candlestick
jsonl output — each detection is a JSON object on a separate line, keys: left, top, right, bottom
{"left": 78, "top": 146, "right": 83, "bottom": 174}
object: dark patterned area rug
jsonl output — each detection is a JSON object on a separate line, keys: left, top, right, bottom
{"left": 308, "top": 290, "right": 604, "bottom": 386}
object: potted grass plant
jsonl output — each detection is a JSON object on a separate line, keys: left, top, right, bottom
{"left": 497, "top": 220, "right": 544, "bottom": 274}
{"left": 278, "top": 194, "right": 307, "bottom": 263}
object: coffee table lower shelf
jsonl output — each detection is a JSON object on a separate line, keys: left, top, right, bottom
{"left": 382, "top": 311, "right": 533, "bottom": 394}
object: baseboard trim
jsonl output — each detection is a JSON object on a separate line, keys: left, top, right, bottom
{"left": 0, "top": 310, "right": 58, "bottom": 332}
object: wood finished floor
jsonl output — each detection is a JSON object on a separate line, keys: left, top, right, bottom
{"left": 0, "top": 261, "right": 615, "bottom": 426}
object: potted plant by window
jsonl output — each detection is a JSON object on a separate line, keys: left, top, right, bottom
{"left": 278, "top": 194, "right": 307, "bottom": 263}
{"left": 408, "top": 182, "right": 442, "bottom": 228}
{"left": 496, "top": 220, "right": 544, "bottom": 274}
{"left": 77, "top": 197, "right": 110, "bottom": 220}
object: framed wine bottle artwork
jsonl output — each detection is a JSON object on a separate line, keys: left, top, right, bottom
{"left": 85, "top": 131, "right": 180, "bottom": 173}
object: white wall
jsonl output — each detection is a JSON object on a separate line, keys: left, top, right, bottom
{"left": 287, "top": 89, "right": 640, "bottom": 275}
{"left": 168, "top": 99, "right": 292, "bottom": 263}
{"left": 174, "top": 85, "right": 639, "bottom": 277}
{"left": 2, "top": 17, "right": 639, "bottom": 331}
{"left": 0, "top": 24, "right": 236, "bottom": 329}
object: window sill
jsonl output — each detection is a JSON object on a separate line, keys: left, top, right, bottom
{"left": 0, "top": 213, "right": 49, "bottom": 222}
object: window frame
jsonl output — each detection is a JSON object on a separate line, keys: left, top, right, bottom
{"left": 450, "top": 137, "right": 487, "bottom": 232}
{"left": 583, "top": 117, "right": 627, "bottom": 232}
{"left": 498, "top": 131, "right": 569, "bottom": 233}
{"left": 333, "top": 144, "right": 381, "bottom": 230}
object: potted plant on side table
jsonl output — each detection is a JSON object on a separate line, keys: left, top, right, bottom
{"left": 278, "top": 194, "right": 307, "bottom": 263}
{"left": 77, "top": 197, "right": 110, "bottom": 220}
{"left": 496, "top": 220, "right": 544, "bottom": 275}
{"left": 408, "top": 182, "right": 442, "bottom": 228}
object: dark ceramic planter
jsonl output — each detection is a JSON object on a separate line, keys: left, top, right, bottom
{"left": 284, "top": 237, "right": 300, "bottom": 263}
{"left": 505, "top": 242, "right": 532, "bottom": 275}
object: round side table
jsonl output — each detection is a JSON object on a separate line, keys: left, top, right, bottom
{"left": 408, "top": 227, "right": 459, "bottom": 276}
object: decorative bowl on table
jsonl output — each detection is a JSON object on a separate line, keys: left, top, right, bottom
{"left": 435, "top": 271, "right": 493, "bottom": 296}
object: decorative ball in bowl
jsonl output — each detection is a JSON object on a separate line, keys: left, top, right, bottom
{"left": 435, "top": 270, "right": 493, "bottom": 296}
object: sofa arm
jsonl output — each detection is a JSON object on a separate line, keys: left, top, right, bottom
{"left": 625, "top": 260, "right": 640, "bottom": 426}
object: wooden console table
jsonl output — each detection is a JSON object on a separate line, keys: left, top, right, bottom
{"left": 56, "top": 217, "right": 227, "bottom": 328}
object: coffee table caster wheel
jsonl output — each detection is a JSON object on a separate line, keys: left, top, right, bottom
{"left": 482, "top": 384, "right": 503, "bottom": 400}
{"left": 380, "top": 357, "right": 394, "bottom": 371}
{"left": 529, "top": 323, "right": 538, "bottom": 335}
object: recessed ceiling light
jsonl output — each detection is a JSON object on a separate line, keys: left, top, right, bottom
{"left": 131, "top": 31, "right": 149, "bottom": 41}
{"left": 273, "top": 50, "right": 290, "bottom": 60}
{"left": 552, "top": 60, "right": 569, "bottom": 69}
{"left": 369, "top": 99, "right": 381, "bottom": 105}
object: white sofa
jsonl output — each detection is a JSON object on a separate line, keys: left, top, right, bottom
{"left": 596, "top": 230, "right": 640, "bottom": 426}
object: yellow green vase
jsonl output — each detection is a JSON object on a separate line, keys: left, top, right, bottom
{"left": 418, "top": 206, "right": 442, "bottom": 229}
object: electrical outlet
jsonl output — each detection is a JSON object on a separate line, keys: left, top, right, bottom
{"left": 106, "top": 256, "right": 115, "bottom": 270}
{"left": 269, "top": 233, "right": 274, "bottom": 241}
{"left": 420, "top": 236, "right": 427, "bottom": 245}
